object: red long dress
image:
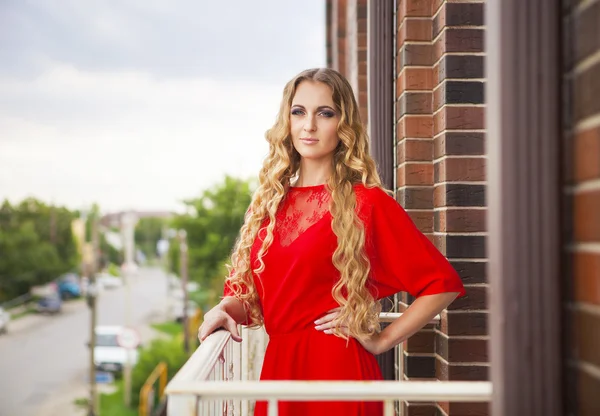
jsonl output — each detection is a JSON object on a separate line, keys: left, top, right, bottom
{"left": 224, "top": 184, "right": 466, "bottom": 416}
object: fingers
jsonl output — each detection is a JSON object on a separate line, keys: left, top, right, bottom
{"left": 198, "top": 319, "right": 242, "bottom": 343}
{"left": 314, "top": 311, "right": 340, "bottom": 326}
{"left": 224, "top": 317, "right": 242, "bottom": 342}
{"left": 323, "top": 326, "right": 349, "bottom": 336}
{"left": 198, "top": 322, "right": 216, "bottom": 342}
{"left": 315, "top": 319, "right": 339, "bottom": 331}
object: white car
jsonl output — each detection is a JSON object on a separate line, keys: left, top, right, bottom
{"left": 92, "top": 325, "right": 140, "bottom": 373}
{"left": 0, "top": 307, "right": 10, "bottom": 334}
{"left": 96, "top": 273, "right": 123, "bottom": 290}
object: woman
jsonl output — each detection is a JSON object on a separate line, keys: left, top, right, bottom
{"left": 198, "top": 68, "right": 466, "bottom": 416}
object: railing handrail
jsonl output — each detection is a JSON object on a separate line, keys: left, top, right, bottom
{"left": 1, "top": 293, "right": 33, "bottom": 310}
{"left": 169, "top": 312, "right": 440, "bottom": 384}
{"left": 170, "top": 329, "right": 231, "bottom": 382}
{"left": 165, "top": 314, "right": 491, "bottom": 415}
{"left": 165, "top": 380, "right": 492, "bottom": 402}
{"left": 379, "top": 312, "right": 440, "bottom": 324}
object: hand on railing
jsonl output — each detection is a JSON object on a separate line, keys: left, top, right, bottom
{"left": 198, "top": 304, "right": 242, "bottom": 343}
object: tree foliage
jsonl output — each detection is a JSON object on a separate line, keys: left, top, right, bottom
{"left": 168, "top": 175, "right": 254, "bottom": 289}
{"left": 0, "top": 198, "right": 79, "bottom": 301}
{"left": 135, "top": 217, "right": 168, "bottom": 261}
{"left": 131, "top": 336, "right": 189, "bottom": 407}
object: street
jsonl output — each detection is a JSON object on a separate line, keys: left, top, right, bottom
{"left": 0, "top": 267, "right": 170, "bottom": 416}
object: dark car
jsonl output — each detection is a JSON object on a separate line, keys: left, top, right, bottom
{"left": 57, "top": 273, "right": 81, "bottom": 299}
{"left": 36, "top": 294, "right": 62, "bottom": 314}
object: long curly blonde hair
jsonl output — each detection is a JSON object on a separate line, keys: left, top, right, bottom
{"left": 225, "top": 68, "right": 385, "bottom": 342}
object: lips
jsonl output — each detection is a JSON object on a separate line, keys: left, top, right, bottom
{"left": 300, "top": 138, "right": 318, "bottom": 143}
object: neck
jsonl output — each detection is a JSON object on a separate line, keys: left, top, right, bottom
{"left": 294, "top": 158, "right": 333, "bottom": 187}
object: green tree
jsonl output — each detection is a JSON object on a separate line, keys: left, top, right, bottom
{"left": 0, "top": 198, "right": 79, "bottom": 301}
{"left": 135, "top": 217, "right": 168, "bottom": 261}
{"left": 131, "top": 336, "right": 188, "bottom": 407}
{"left": 99, "top": 232, "right": 123, "bottom": 269}
{"left": 169, "top": 175, "right": 254, "bottom": 288}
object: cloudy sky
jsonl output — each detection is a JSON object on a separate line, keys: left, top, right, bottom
{"left": 0, "top": 0, "right": 326, "bottom": 213}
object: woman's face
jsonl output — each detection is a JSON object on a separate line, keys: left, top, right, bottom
{"left": 289, "top": 80, "right": 341, "bottom": 163}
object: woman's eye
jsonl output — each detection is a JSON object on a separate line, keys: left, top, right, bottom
{"left": 291, "top": 109, "right": 304, "bottom": 116}
{"left": 320, "top": 111, "right": 335, "bottom": 118}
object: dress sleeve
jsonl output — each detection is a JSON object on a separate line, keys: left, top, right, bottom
{"left": 222, "top": 271, "right": 253, "bottom": 326}
{"left": 223, "top": 279, "right": 238, "bottom": 298}
{"left": 362, "top": 187, "right": 466, "bottom": 300}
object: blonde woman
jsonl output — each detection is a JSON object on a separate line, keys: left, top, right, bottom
{"left": 199, "top": 68, "right": 465, "bottom": 416}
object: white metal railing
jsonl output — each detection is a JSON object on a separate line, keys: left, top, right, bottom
{"left": 165, "top": 313, "right": 492, "bottom": 416}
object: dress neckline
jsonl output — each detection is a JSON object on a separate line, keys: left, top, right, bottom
{"left": 289, "top": 184, "right": 326, "bottom": 191}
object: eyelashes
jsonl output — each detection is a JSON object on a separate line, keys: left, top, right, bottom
{"left": 290, "top": 108, "right": 336, "bottom": 118}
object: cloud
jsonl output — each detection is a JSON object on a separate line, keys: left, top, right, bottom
{"left": 0, "top": 0, "right": 327, "bottom": 80}
{"left": 0, "top": 63, "right": 284, "bottom": 211}
{"left": 0, "top": 1, "right": 327, "bottom": 212}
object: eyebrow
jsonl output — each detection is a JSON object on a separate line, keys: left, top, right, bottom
{"left": 291, "top": 104, "right": 336, "bottom": 112}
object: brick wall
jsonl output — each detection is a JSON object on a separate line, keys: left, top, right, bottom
{"left": 563, "top": 1, "right": 600, "bottom": 415}
{"left": 328, "top": 0, "right": 348, "bottom": 75}
{"left": 327, "top": 0, "right": 368, "bottom": 123}
{"left": 395, "top": 1, "right": 488, "bottom": 415}
{"left": 327, "top": 1, "right": 489, "bottom": 414}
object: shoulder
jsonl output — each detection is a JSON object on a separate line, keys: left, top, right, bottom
{"left": 353, "top": 183, "right": 399, "bottom": 221}
{"left": 354, "top": 183, "right": 395, "bottom": 205}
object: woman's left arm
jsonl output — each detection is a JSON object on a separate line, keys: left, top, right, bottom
{"left": 315, "top": 292, "right": 459, "bottom": 355}
{"left": 360, "top": 292, "right": 459, "bottom": 355}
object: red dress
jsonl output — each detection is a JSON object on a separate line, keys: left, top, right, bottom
{"left": 224, "top": 184, "right": 465, "bottom": 416}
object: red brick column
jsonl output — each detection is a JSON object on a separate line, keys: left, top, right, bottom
{"left": 396, "top": 1, "right": 488, "bottom": 415}
{"left": 329, "top": 0, "right": 348, "bottom": 75}
{"left": 431, "top": 2, "right": 487, "bottom": 416}
{"left": 345, "top": 0, "right": 368, "bottom": 123}
{"left": 563, "top": 1, "right": 600, "bottom": 415}
{"left": 396, "top": 1, "right": 437, "bottom": 414}
{"left": 326, "top": 0, "right": 334, "bottom": 68}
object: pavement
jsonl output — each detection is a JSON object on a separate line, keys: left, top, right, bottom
{"left": 0, "top": 267, "right": 173, "bottom": 416}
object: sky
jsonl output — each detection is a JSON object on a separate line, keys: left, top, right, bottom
{"left": 0, "top": 0, "right": 327, "bottom": 214}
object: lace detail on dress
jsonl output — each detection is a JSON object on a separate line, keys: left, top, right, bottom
{"left": 276, "top": 186, "right": 331, "bottom": 247}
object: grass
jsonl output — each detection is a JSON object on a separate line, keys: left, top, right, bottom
{"left": 73, "top": 397, "right": 88, "bottom": 408}
{"left": 10, "top": 305, "right": 36, "bottom": 320}
{"left": 99, "top": 380, "right": 138, "bottom": 416}
{"left": 151, "top": 321, "right": 183, "bottom": 337}
{"left": 73, "top": 380, "right": 137, "bottom": 416}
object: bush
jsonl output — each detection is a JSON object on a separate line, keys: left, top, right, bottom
{"left": 107, "top": 263, "right": 121, "bottom": 277}
{"left": 130, "top": 336, "right": 188, "bottom": 407}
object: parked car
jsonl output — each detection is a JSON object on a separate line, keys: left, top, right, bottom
{"left": 57, "top": 273, "right": 81, "bottom": 299}
{"left": 36, "top": 294, "right": 62, "bottom": 314}
{"left": 0, "top": 307, "right": 10, "bottom": 334}
{"left": 91, "top": 326, "right": 140, "bottom": 373}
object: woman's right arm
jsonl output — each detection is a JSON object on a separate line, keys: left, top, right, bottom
{"left": 198, "top": 296, "right": 246, "bottom": 342}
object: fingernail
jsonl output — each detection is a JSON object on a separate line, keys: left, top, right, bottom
{"left": 315, "top": 325, "right": 322, "bottom": 330}
{"left": 324, "top": 329, "right": 332, "bottom": 334}
{"left": 314, "top": 319, "right": 321, "bottom": 324}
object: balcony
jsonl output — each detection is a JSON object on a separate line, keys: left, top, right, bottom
{"left": 165, "top": 313, "right": 492, "bottom": 415}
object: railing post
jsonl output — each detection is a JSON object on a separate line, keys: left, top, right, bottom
{"left": 267, "top": 399, "right": 278, "bottom": 416}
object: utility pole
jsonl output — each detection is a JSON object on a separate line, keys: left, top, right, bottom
{"left": 121, "top": 212, "right": 136, "bottom": 407}
{"left": 50, "top": 203, "right": 56, "bottom": 244}
{"left": 87, "top": 213, "right": 100, "bottom": 416}
{"left": 179, "top": 229, "right": 190, "bottom": 354}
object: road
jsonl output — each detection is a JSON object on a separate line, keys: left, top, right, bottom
{"left": 0, "top": 267, "right": 170, "bottom": 416}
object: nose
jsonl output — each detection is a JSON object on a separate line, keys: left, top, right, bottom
{"left": 303, "top": 114, "right": 316, "bottom": 132}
